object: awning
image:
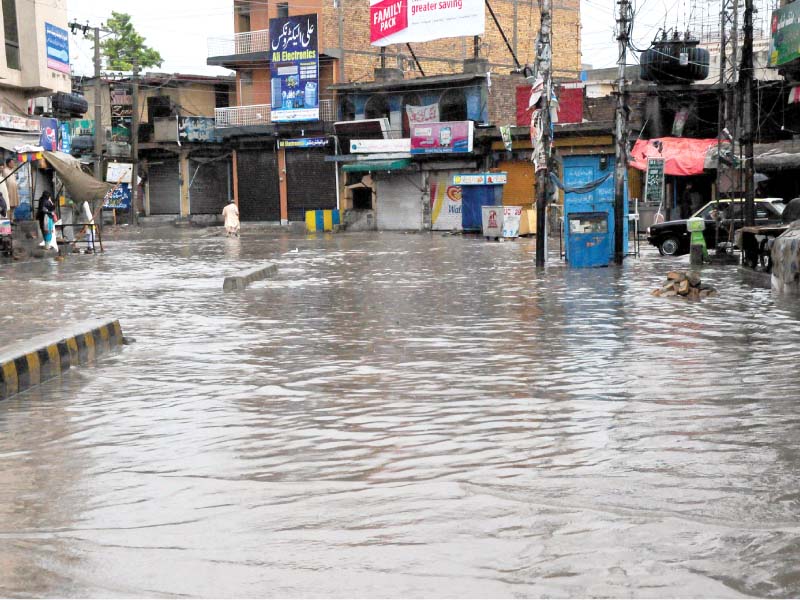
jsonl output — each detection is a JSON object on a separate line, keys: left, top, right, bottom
{"left": 630, "top": 137, "right": 718, "bottom": 176}
{"left": 342, "top": 159, "right": 410, "bottom": 173}
{"left": 0, "top": 130, "right": 40, "bottom": 151}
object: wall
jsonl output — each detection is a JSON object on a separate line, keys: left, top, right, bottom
{"left": 0, "top": 0, "right": 70, "bottom": 95}
{"left": 320, "top": 0, "right": 581, "bottom": 84}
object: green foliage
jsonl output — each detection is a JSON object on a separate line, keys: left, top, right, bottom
{"left": 100, "top": 12, "right": 163, "bottom": 71}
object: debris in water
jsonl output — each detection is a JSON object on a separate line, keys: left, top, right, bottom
{"left": 651, "top": 270, "right": 717, "bottom": 299}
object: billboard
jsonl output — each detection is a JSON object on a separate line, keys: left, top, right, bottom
{"left": 269, "top": 14, "right": 319, "bottom": 122}
{"left": 178, "top": 117, "right": 221, "bottom": 143}
{"left": 410, "top": 121, "right": 473, "bottom": 154}
{"left": 370, "top": 0, "right": 485, "bottom": 46}
{"left": 430, "top": 171, "right": 462, "bottom": 231}
{"left": 769, "top": 3, "right": 800, "bottom": 67}
{"left": 45, "top": 23, "right": 70, "bottom": 74}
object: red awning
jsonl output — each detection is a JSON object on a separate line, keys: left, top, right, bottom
{"left": 630, "top": 137, "right": 718, "bottom": 176}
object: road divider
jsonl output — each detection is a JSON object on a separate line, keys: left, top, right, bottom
{"left": 223, "top": 263, "right": 278, "bottom": 291}
{"left": 0, "top": 319, "right": 124, "bottom": 400}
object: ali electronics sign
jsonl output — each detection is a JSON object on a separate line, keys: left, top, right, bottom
{"left": 370, "top": 0, "right": 484, "bottom": 46}
{"left": 269, "top": 14, "right": 319, "bottom": 122}
{"left": 410, "top": 121, "right": 473, "bottom": 154}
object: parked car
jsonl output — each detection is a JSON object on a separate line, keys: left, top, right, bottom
{"left": 646, "top": 198, "right": 786, "bottom": 256}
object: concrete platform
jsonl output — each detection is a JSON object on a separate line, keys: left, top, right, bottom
{"left": 0, "top": 319, "right": 124, "bottom": 400}
{"left": 223, "top": 263, "right": 278, "bottom": 291}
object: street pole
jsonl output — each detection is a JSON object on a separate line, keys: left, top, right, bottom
{"left": 534, "top": 0, "right": 552, "bottom": 267}
{"left": 613, "top": 0, "right": 631, "bottom": 265}
{"left": 742, "top": 0, "right": 755, "bottom": 227}
{"left": 130, "top": 61, "right": 139, "bottom": 226}
{"left": 93, "top": 27, "right": 103, "bottom": 182}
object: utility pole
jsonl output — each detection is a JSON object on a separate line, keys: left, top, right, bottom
{"left": 614, "top": 0, "right": 631, "bottom": 265}
{"left": 534, "top": 0, "right": 552, "bottom": 267}
{"left": 93, "top": 27, "right": 103, "bottom": 181}
{"left": 130, "top": 61, "right": 139, "bottom": 226}
{"left": 742, "top": 0, "right": 755, "bottom": 227}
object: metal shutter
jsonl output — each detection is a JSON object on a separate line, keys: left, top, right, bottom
{"left": 285, "top": 148, "right": 336, "bottom": 222}
{"left": 376, "top": 173, "right": 423, "bottom": 231}
{"left": 148, "top": 159, "right": 180, "bottom": 215}
{"left": 189, "top": 159, "right": 230, "bottom": 215}
{"left": 237, "top": 150, "right": 280, "bottom": 222}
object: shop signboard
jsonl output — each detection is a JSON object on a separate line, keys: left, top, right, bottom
{"left": 350, "top": 138, "right": 410, "bottom": 153}
{"left": 45, "top": 23, "right": 70, "bottom": 74}
{"left": 178, "top": 117, "right": 221, "bottom": 143}
{"left": 369, "top": 0, "right": 485, "bottom": 46}
{"left": 269, "top": 14, "right": 319, "bottom": 123}
{"left": 0, "top": 113, "right": 40, "bottom": 132}
{"left": 71, "top": 119, "right": 94, "bottom": 135}
{"left": 106, "top": 162, "right": 133, "bottom": 184}
{"left": 104, "top": 183, "right": 131, "bottom": 210}
{"left": 452, "top": 172, "right": 507, "bottom": 185}
{"left": 644, "top": 157, "right": 665, "bottom": 205}
{"left": 410, "top": 121, "right": 473, "bottom": 154}
{"left": 430, "top": 170, "right": 462, "bottom": 231}
{"left": 278, "top": 137, "right": 329, "bottom": 149}
{"left": 770, "top": 2, "right": 800, "bottom": 67}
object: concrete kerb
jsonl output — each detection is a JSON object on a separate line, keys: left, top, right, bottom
{"left": 0, "top": 319, "right": 124, "bottom": 400}
{"left": 223, "top": 263, "right": 278, "bottom": 291}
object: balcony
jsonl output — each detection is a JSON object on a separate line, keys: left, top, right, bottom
{"left": 215, "top": 104, "right": 272, "bottom": 128}
{"left": 215, "top": 100, "right": 337, "bottom": 129}
{"left": 207, "top": 29, "right": 270, "bottom": 67}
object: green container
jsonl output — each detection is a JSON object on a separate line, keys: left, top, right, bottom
{"left": 686, "top": 217, "right": 705, "bottom": 232}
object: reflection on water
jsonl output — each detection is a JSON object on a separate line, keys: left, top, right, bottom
{"left": 1, "top": 230, "right": 800, "bottom": 597}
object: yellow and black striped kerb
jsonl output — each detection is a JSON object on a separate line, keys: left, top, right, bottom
{"left": 0, "top": 320, "right": 123, "bottom": 400}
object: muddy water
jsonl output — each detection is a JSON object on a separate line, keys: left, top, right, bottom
{"left": 2, "top": 230, "right": 800, "bottom": 597}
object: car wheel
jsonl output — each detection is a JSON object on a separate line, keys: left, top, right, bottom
{"left": 658, "top": 236, "right": 681, "bottom": 256}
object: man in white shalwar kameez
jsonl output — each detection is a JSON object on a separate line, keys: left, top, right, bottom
{"left": 222, "top": 199, "right": 240, "bottom": 237}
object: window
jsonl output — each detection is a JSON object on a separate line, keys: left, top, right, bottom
{"left": 2, "top": 0, "right": 19, "bottom": 70}
{"left": 277, "top": 2, "right": 289, "bottom": 18}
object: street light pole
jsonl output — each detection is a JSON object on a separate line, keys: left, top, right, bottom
{"left": 614, "top": 0, "right": 631, "bottom": 265}
{"left": 93, "top": 26, "right": 103, "bottom": 181}
{"left": 130, "top": 61, "right": 139, "bottom": 226}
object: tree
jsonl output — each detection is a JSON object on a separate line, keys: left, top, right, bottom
{"left": 101, "top": 12, "right": 163, "bottom": 71}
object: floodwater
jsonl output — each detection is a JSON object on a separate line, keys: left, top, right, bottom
{"left": 2, "top": 229, "right": 800, "bottom": 598}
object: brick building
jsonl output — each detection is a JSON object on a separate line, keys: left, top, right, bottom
{"left": 207, "top": 0, "right": 582, "bottom": 224}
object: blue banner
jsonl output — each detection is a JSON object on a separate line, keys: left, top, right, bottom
{"left": 59, "top": 122, "right": 72, "bottom": 153}
{"left": 104, "top": 184, "right": 131, "bottom": 210}
{"left": 269, "top": 14, "right": 319, "bottom": 123}
{"left": 39, "top": 118, "right": 58, "bottom": 151}
{"left": 45, "top": 23, "right": 70, "bottom": 74}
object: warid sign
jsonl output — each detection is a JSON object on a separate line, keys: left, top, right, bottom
{"left": 269, "top": 14, "right": 319, "bottom": 122}
{"left": 770, "top": 3, "right": 800, "bottom": 67}
{"left": 370, "top": 0, "right": 484, "bottom": 46}
{"left": 410, "top": 121, "right": 474, "bottom": 154}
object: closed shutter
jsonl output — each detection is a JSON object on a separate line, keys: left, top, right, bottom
{"left": 285, "top": 148, "right": 336, "bottom": 222}
{"left": 149, "top": 159, "right": 180, "bottom": 215}
{"left": 189, "top": 159, "right": 230, "bottom": 215}
{"left": 497, "top": 160, "right": 535, "bottom": 206}
{"left": 376, "top": 173, "right": 422, "bottom": 230}
{"left": 237, "top": 150, "right": 280, "bottom": 221}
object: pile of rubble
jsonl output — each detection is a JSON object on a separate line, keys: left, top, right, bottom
{"left": 651, "top": 270, "right": 718, "bottom": 299}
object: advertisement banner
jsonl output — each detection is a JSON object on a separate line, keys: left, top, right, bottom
{"left": 58, "top": 122, "right": 71, "bottom": 153}
{"left": 278, "top": 137, "right": 328, "bottom": 149}
{"left": 430, "top": 170, "right": 462, "bottom": 231}
{"left": 770, "top": 3, "right": 800, "bottom": 67}
{"left": 410, "top": 121, "right": 473, "bottom": 154}
{"left": 370, "top": 0, "right": 485, "bottom": 46}
{"left": 39, "top": 118, "right": 58, "bottom": 151}
{"left": 106, "top": 162, "right": 133, "bottom": 184}
{"left": 269, "top": 14, "right": 319, "bottom": 123}
{"left": 644, "top": 157, "right": 665, "bottom": 205}
{"left": 104, "top": 183, "right": 131, "bottom": 210}
{"left": 350, "top": 138, "right": 410, "bottom": 153}
{"left": 45, "top": 23, "right": 70, "bottom": 74}
{"left": 405, "top": 103, "right": 439, "bottom": 125}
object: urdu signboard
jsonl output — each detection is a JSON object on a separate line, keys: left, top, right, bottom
{"left": 45, "top": 23, "right": 70, "bottom": 74}
{"left": 370, "top": 0, "right": 485, "bottom": 46}
{"left": 410, "top": 121, "right": 474, "bottom": 154}
{"left": 269, "top": 14, "right": 319, "bottom": 123}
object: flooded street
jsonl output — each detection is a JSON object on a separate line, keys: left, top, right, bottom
{"left": 2, "top": 230, "right": 800, "bottom": 597}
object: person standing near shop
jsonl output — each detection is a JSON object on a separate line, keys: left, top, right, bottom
{"left": 2, "top": 158, "right": 18, "bottom": 213}
{"left": 222, "top": 199, "right": 240, "bottom": 237}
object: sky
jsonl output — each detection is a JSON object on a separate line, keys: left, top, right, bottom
{"left": 66, "top": 0, "right": 771, "bottom": 77}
